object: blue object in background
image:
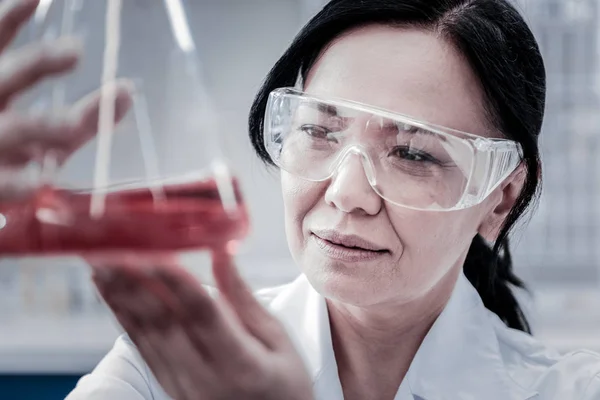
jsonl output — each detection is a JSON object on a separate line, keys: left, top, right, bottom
{"left": 0, "top": 375, "right": 81, "bottom": 400}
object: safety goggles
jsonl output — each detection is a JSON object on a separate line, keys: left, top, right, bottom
{"left": 263, "top": 88, "right": 522, "bottom": 211}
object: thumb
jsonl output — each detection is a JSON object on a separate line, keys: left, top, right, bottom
{"left": 211, "top": 248, "right": 287, "bottom": 350}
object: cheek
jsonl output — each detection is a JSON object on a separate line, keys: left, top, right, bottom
{"left": 280, "top": 172, "right": 324, "bottom": 257}
{"left": 387, "top": 208, "right": 482, "bottom": 286}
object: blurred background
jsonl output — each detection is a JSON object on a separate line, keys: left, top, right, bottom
{"left": 0, "top": 0, "right": 598, "bottom": 398}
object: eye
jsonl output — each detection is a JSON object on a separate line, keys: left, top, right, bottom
{"left": 390, "top": 146, "right": 437, "bottom": 163}
{"left": 300, "top": 124, "right": 337, "bottom": 142}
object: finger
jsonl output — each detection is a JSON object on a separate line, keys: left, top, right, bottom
{"left": 0, "top": 167, "right": 38, "bottom": 201}
{"left": 61, "top": 80, "right": 133, "bottom": 158}
{"left": 212, "top": 249, "right": 288, "bottom": 350}
{"left": 137, "top": 332, "right": 197, "bottom": 400}
{"left": 85, "top": 252, "right": 177, "bottom": 269}
{"left": 94, "top": 266, "right": 210, "bottom": 400}
{"left": 70, "top": 79, "right": 134, "bottom": 131}
{"left": 128, "top": 288, "right": 214, "bottom": 400}
{"left": 90, "top": 255, "right": 260, "bottom": 361}
{"left": 0, "top": 37, "right": 81, "bottom": 109}
{"left": 0, "top": 81, "right": 134, "bottom": 167}
{"left": 0, "top": 0, "right": 40, "bottom": 53}
{"left": 0, "top": 113, "right": 76, "bottom": 162}
{"left": 152, "top": 265, "right": 261, "bottom": 362}
{"left": 94, "top": 270, "right": 187, "bottom": 400}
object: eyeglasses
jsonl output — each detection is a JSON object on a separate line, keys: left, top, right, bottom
{"left": 263, "top": 88, "right": 522, "bottom": 211}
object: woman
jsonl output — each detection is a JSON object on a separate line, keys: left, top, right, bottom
{"left": 2, "top": 0, "right": 599, "bottom": 399}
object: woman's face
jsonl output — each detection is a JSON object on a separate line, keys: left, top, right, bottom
{"left": 281, "top": 26, "right": 516, "bottom": 307}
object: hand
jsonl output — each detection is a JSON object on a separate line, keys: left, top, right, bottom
{"left": 0, "top": 0, "right": 132, "bottom": 201}
{"left": 87, "top": 251, "right": 314, "bottom": 400}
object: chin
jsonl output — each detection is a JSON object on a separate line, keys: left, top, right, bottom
{"left": 301, "top": 259, "right": 394, "bottom": 307}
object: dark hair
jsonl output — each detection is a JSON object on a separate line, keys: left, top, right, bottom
{"left": 248, "top": 0, "right": 545, "bottom": 333}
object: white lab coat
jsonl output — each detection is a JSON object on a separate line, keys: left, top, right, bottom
{"left": 67, "top": 273, "right": 600, "bottom": 400}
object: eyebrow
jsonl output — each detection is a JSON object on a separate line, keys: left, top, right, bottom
{"left": 301, "top": 102, "right": 445, "bottom": 139}
{"left": 379, "top": 121, "right": 430, "bottom": 134}
{"left": 302, "top": 101, "right": 339, "bottom": 117}
{"left": 378, "top": 121, "right": 451, "bottom": 144}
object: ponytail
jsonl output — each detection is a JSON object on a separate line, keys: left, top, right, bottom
{"left": 463, "top": 234, "right": 531, "bottom": 334}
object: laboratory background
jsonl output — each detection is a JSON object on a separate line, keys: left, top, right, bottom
{"left": 0, "top": 0, "right": 599, "bottom": 398}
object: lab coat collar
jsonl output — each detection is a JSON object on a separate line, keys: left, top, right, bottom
{"left": 268, "top": 273, "right": 538, "bottom": 400}
{"left": 405, "top": 274, "right": 538, "bottom": 400}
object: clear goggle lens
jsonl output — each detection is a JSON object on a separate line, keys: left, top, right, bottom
{"left": 264, "top": 88, "right": 522, "bottom": 211}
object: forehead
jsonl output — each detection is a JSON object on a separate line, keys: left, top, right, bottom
{"left": 303, "top": 25, "right": 490, "bottom": 136}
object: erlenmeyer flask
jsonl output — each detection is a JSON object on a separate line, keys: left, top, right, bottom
{"left": 0, "top": 0, "right": 250, "bottom": 255}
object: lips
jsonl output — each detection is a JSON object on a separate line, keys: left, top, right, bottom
{"left": 310, "top": 230, "right": 388, "bottom": 263}
{"left": 311, "top": 229, "right": 387, "bottom": 252}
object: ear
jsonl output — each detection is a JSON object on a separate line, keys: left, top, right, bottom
{"left": 478, "top": 164, "right": 526, "bottom": 242}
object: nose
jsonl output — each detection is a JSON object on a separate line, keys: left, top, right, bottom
{"left": 324, "top": 151, "right": 382, "bottom": 215}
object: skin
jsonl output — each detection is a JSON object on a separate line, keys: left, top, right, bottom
{"left": 281, "top": 26, "right": 524, "bottom": 400}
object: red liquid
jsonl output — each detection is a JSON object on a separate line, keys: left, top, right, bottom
{"left": 0, "top": 177, "right": 249, "bottom": 255}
